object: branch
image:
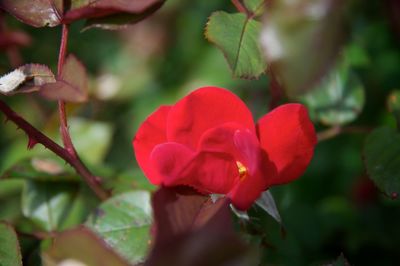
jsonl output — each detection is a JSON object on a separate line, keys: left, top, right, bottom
{"left": 231, "top": 0, "right": 249, "bottom": 15}
{"left": 57, "top": 24, "right": 78, "bottom": 157}
{"left": 0, "top": 99, "right": 110, "bottom": 200}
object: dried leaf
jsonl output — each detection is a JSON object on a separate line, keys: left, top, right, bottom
{"left": 0, "top": 64, "right": 55, "bottom": 95}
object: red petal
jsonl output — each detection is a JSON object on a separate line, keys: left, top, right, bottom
{"left": 256, "top": 104, "right": 317, "bottom": 185}
{"left": 228, "top": 130, "right": 277, "bottom": 210}
{"left": 150, "top": 142, "right": 239, "bottom": 194}
{"left": 133, "top": 106, "right": 171, "bottom": 185}
{"left": 167, "top": 87, "right": 255, "bottom": 149}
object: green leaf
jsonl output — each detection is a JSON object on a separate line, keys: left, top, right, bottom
{"left": 86, "top": 190, "right": 152, "bottom": 264}
{"left": 21, "top": 180, "right": 98, "bottom": 232}
{"left": 43, "top": 226, "right": 130, "bottom": 266}
{"left": 300, "top": 64, "right": 365, "bottom": 126}
{"left": 0, "top": 223, "right": 23, "bottom": 266}
{"left": 0, "top": 180, "right": 24, "bottom": 222}
{"left": 68, "top": 118, "right": 114, "bottom": 165}
{"left": 364, "top": 126, "right": 400, "bottom": 198}
{"left": 205, "top": 11, "right": 267, "bottom": 79}
{"left": 260, "top": 0, "right": 346, "bottom": 96}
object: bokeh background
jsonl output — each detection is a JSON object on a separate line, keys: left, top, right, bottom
{"left": 1, "top": 0, "right": 400, "bottom": 265}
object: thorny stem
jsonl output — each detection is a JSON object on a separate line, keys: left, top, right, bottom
{"left": 0, "top": 99, "right": 109, "bottom": 200}
{"left": 317, "top": 126, "right": 373, "bottom": 142}
{"left": 57, "top": 24, "right": 77, "bottom": 157}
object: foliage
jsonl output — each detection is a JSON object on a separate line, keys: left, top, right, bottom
{"left": 0, "top": 0, "right": 399, "bottom": 265}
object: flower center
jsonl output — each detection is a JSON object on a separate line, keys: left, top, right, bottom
{"left": 236, "top": 161, "right": 248, "bottom": 180}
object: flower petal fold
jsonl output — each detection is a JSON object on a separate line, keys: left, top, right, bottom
{"left": 133, "top": 106, "right": 171, "bottom": 185}
{"left": 167, "top": 87, "right": 255, "bottom": 149}
{"left": 256, "top": 103, "right": 317, "bottom": 185}
{"left": 151, "top": 142, "right": 239, "bottom": 194}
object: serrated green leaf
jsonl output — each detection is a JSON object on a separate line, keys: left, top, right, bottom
{"left": 86, "top": 190, "right": 152, "bottom": 264}
{"left": 364, "top": 126, "right": 400, "bottom": 198}
{"left": 300, "top": 64, "right": 365, "bottom": 126}
{"left": 205, "top": 11, "right": 267, "bottom": 79}
{"left": 22, "top": 180, "right": 98, "bottom": 232}
{"left": 0, "top": 223, "right": 23, "bottom": 266}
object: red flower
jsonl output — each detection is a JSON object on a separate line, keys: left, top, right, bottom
{"left": 133, "top": 87, "right": 317, "bottom": 210}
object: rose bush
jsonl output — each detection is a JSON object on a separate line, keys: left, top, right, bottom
{"left": 133, "top": 87, "right": 317, "bottom": 210}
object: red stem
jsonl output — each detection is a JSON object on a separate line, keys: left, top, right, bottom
{"left": 57, "top": 24, "right": 77, "bottom": 157}
{"left": 231, "top": 0, "right": 249, "bottom": 15}
{"left": 0, "top": 100, "right": 109, "bottom": 200}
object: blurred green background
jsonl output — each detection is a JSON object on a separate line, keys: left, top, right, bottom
{"left": 1, "top": 0, "right": 400, "bottom": 265}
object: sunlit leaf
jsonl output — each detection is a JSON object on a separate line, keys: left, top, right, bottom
{"left": 206, "top": 11, "right": 267, "bottom": 79}
{"left": 21, "top": 180, "right": 98, "bottom": 232}
{"left": 0, "top": 0, "right": 61, "bottom": 27}
{"left": 364, "top": 126, "right": 400, "bottom": 199}
{"left": 68, "top": 118, "right": 114, "bottom": 165}
{"left": 43, "top": 226, "right": 130, "bottom": 266}
{"left": 0, "top": 222, "right": 22, "bottom": 266}
{"left": 260, "top": 0, "right": 346, "bottom": 96}
{"left": 86, "top": 191, "right": 152, "bottom": 264}
{"left": 0, "top": 64, "right": 55, "bottom": 95}
{"left": 300, "top": 63, "right": 365, "bottom": 126}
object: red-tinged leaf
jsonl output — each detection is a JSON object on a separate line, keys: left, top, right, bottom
{"left": 39, "top": 54, "right": 88, "bottom": 103}
{"left": 0, "top": 64, "right": 55, "bottom": 95}
{"left": 146, "top": 187, "right": 256, "bottom": 266}
{"left": 39, "top": 80, "right": 87, "bottom": 103}
{"left": 151, "top": 186, "right": 216, "bottom": 242}
{"left": 0, "top": 0, "right": 62, "bottom": 27}
{"left": 63, "top": 0, "right": 166, "bottom": 28}
{"left": 43, "top": 226, "right": 130, "bottom": 266}
{"left": 260, "top": 0, "right": 347, "bottom": 97}
{"left": 61, "top": 54, "right": 88, "bottom": 95}
{"left": 83, "top": 4, "right": 162, "bottom": 31}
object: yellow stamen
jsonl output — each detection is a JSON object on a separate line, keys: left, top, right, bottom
{"left": 236, "top": 161, "right": 248, "bottom": 180}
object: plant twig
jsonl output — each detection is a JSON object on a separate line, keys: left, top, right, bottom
{"left": 57, "top": 24, "right": 78, "bottom": 157}
{"left": 317, "top": 126, "right": 373, "bottom": 142}
{"left": 0, "top": 99, "right": 110, "bottom": 200}
{"left": 231, "top": 0, "right": 249, "bottom": 15}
